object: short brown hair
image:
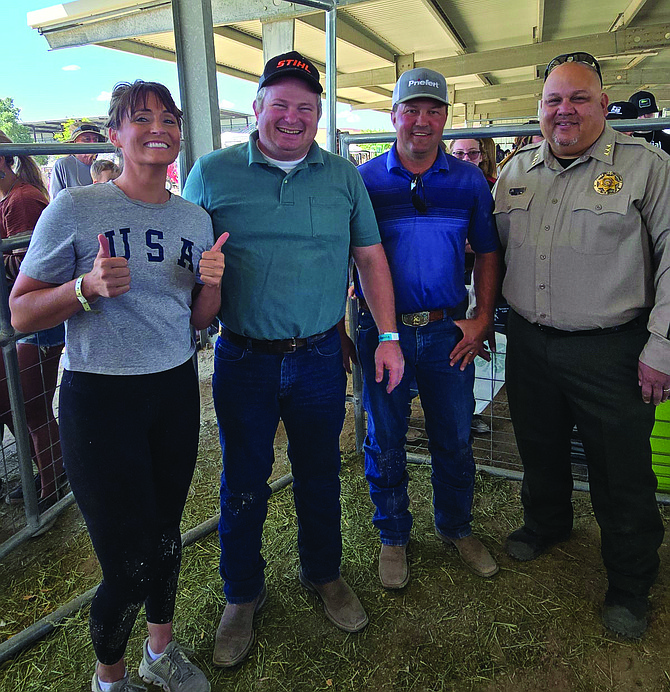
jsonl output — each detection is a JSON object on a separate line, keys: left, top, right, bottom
{"left": 107, "top": 80, "right": 183, "bottom": 131}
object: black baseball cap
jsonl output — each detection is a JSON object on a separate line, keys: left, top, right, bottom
{"left": 258, "top": 51, "right": 323, "bottom": 94}
{"left": 606, "top": 101, "right": 638, "bottom": 120}
{"left": 628, "top": 90, "right": 659, "bottom": 115}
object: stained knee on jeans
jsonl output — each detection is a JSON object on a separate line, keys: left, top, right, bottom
{"left": 224, "top": 492, "right": 257, "bottom": 516}
{"left": 376, "top": 449, "right": 406, "bottom": 484}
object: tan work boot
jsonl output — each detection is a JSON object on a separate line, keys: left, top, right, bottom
{"left": 299, "top": 571, "right": 369, "bottom": 632}
{"left": 436, "top": 531, "right": 499, "bottom": 578}
{"left": 378, "top": 544, "right": 409, "bottom": 589}
{"left": 212, "top": 585, "right": 267, "bottom": 668}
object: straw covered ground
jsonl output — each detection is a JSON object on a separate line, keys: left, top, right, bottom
{"left": 1, "top": 348, "right": 670, "bottom": 691}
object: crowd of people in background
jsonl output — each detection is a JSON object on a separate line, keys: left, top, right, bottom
{"left": 0, "top": 48, "right": 668, "bottom": 692}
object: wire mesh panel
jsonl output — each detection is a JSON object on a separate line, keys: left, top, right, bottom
{"left": 0, "top": 330, "right": 68, "bottom": 548}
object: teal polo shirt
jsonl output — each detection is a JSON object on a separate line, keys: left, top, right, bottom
{"left": 183, "top": 132, "right": 381, "bottom": 339}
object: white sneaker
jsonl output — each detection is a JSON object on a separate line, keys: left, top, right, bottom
{"left": 138, "top": 638, "right": 210, "bottom": 692}
{"left": 91, "top": 671, "right": 146, "bottom": 691}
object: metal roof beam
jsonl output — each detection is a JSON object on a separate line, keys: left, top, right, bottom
{"left": 213, "top": 26, "right": 262, "bottom": 51}
{"left": 337, "top": 23, "right": 670, "bottom": 88}
{"left": 609, "top": 0, "right": 649, "bottom": 32}
{"left": 534, "top": 0, "right": 545, "bottom": 43}
{"left": 297, "top": 13, "right": 397, "bottom": 63}
{"left": 418, "top": 1, "right": 492, "bottom": 87}
{"left": 31, "top": 0, "right": 372, "bottom": 49}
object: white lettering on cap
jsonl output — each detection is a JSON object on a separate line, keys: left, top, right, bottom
{"left": 407, "top": 79, "right": 439, "bottom": 88}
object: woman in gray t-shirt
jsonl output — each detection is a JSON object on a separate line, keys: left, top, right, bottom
{"left": 10, "top": 80, "right": 227, "bottom": 692}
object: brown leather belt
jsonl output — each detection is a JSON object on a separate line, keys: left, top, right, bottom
{"left": 358, "top": 299, "right": 458, "bottom": 327}
{"left": 220, "top": 326, "right": 334, "bottom": 354}
{"left": 400, "top": 309, "right": 458, "bottom": 327}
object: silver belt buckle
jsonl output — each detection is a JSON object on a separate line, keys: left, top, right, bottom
{"left": 402, "top": 311, "right": 430, "bottom": 327}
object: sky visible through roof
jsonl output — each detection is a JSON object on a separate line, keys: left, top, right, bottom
{"left": 8, "top": 2, "right": 390, "bottom": 131}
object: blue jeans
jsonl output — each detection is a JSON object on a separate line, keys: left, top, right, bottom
{"left": 357, "top": 310, "right": 475, "bottom": 545}
{"left": 212, "top": 327, "right": 346, "bottom": 603}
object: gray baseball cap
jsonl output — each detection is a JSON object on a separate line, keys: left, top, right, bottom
{"left": 392, "top": 68, "right": 449, "bottom": 108}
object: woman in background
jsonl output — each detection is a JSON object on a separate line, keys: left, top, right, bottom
{"left": 0, "top": 129, "right": 65, "bottom": 512}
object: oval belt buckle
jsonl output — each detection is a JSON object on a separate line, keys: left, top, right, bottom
{"left": 404, "top": 311, "right": 429, "bottom": 327}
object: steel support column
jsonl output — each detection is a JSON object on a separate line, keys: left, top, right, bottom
{"left": 171, "top": 0, "right": 221, "bottom": 179}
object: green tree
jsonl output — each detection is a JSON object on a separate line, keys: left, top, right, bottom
{"left": 54, "top": 118, "right": 83, "bottom": 143}
{"left": 0, "top": 97, "right": 46, "bottom": 165}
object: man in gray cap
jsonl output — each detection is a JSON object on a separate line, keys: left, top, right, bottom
{"left": 628, "top": 90, "right": 670, "bottom": 153}
{"left": 49, "top": 123, "right": 107, "bottom": 199}
{"left": 355, "top": 67, "right": 501, "bottom": 590}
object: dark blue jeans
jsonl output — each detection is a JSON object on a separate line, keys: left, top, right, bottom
{"left": 212, "top": 327, "right": 346, "bottom": 603}
{"left": 357, "top": 310, "right": 475, "bottom": 546}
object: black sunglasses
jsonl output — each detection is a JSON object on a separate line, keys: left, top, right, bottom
{"left": 410, "top": 174, "right": 427, "bottom": 213}
{"left": 544, "top": 52, "right": 602, "bottom": 85}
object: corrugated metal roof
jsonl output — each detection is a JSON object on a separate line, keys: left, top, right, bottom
{"left": 28, "top": 0, "right": 670, "bottom": 124}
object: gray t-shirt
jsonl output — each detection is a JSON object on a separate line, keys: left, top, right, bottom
{"left": 49, "top": 156, "right": 94, "bottom": 199}
{"left": 20, "top": 181, "right": 215, "bottom": 375}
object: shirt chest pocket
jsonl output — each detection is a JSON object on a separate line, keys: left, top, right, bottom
{"left": 570, "top": 192, "right": 631, "bottom": 255}
{"left": 493, "top": 190, "right": 534, "bottom": 249}
{"left": 310, "top": 198, "right": 350, "bottom": 239}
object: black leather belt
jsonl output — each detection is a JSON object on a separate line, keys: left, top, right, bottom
{"left": 533, "top": 315, "right": 645, "bottom": 337}
{"left": 221, "top": 326, "right": 334, "bottom": 354}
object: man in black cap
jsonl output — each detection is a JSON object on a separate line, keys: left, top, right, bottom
{"left": 628, "top": 90, "right": 670, "bottom": 153}
{"left": 606, "top": 101, "right": 638, "bottom": 136}
{"left": 49, "top": 123, "right": 107, "bottom": 199}
{"left": 183, "top": 51, "right": 403, "bottom": 667}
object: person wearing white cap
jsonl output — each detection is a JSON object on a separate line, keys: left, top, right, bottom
{"left": 354, "top": 67, "right": 501, "bottom": 589}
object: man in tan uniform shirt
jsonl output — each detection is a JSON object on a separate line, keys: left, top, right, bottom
{"left": 494, "top": 52, "right": 670, "bottom": 639}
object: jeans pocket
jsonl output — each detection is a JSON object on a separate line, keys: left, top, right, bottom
{"left": 215, "top": 336, "right": 247, "bottom": 363}
{"left": 357, "top": 310, "right": 376, "bottom": 333}
{"left": 313, "top": 330, "right": 342, "bottom": 358}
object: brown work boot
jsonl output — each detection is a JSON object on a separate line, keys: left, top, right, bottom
{"left": 299, "top": 571, "right": 369, "bottom": 632}
{"left": 436, "top": 530, "right": 499, "bottom": 578}
{"left": 378, "top": 544, "right": 409, "bottom": 589}
{"left": 212, "top": 585, "right": 267, "bottom": 668}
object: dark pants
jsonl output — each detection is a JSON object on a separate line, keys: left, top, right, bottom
{"left": 506, "top": 310, "right": 663, "bottom": 598}
{"left": 212, "top": 327, "right": 346, "bottom": 604}
{"left": 60, "top": 361, "right": 200, "bottom": 665}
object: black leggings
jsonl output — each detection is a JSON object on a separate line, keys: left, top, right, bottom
{"left": 59, "top": 360, "right": 200, "bottom": 665}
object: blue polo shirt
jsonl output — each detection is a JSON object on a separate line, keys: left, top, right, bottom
{"left": 183, "top": 132, "right": 380, "bottom": 339}
{"left": 357, "top": 144, "right": 498, "bottom": 314}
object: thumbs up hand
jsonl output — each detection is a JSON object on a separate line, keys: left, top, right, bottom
{"left": 198, "top": 232, "right": 229, "bottom": 288}
{"left": 83, "top": 234, "right": 131, "bottom": 300}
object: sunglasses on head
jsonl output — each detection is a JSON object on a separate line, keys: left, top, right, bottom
{"left": 544, "top": 52, "right": 602, "bottom": 85}
{"left": 410, "top": 174, "right": 427, "bottom": 213}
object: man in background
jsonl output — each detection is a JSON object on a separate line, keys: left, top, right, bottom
{"left": 49, "top": 123, "right": 106, "bottom": 198}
